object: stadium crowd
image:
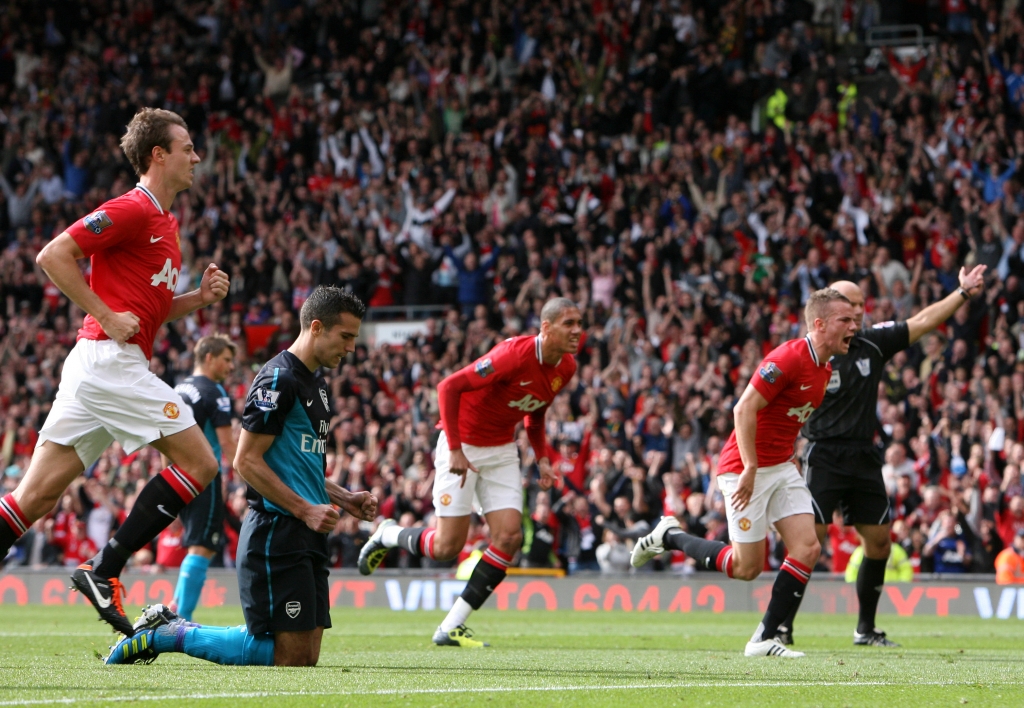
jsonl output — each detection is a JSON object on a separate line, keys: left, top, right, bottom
{"left": 2, "top": 0, "right": 1024, "bottom": 583}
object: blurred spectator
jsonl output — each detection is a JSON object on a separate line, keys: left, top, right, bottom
{"left": 995, "top": 528, "right": 1024, "bottom": 583}
{"left": 827, "top": 510, "right": 862, "bottom": 574}
{"left": 0, "top": 0, "right": 1021, "bottom": 584}
{"left": 844, "top": 543, "right": 915, "bottom": 583}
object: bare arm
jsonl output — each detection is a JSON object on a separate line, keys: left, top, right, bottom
{"left": 730, "top": 383, "right": 770, "bottom": 511}
{"left": 37, "top": 232, "right": 139, "bottom": 343}
{"left": 906, "top": 265, "right": 986, "bottom": 344}
{"left": 733, "top": 384, "right": 769, "bottom": 471}
{"left": 234, "top": 429, "right": 339, "bottom": 533}
{"left": 324, "top": 478, "right": 378, "bottom": 521}
{"left": 215, "top": 425, "right": 237, "bottom": 471}
{"left": 164, "top": 263, "right": 229, "bottom": 323}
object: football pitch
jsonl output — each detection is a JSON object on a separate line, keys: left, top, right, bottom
{"left": 1, "top": 606, "right": 1022, "bottom": 707}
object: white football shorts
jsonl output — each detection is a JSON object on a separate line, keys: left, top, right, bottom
{"left": 37, "top": 339, "right": 195, "bottom": 467}
{"left": 432, "top": 431, "right": 522, "bottom": 517}
{"left": 717, "top": 461, "right": 813, "bottom": 543}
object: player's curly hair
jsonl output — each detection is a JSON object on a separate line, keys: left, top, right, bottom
{"left": 300, "top": 286, "right": 367, "bottom": 331}
{"left": 804, "top": 288, "right": 852, "bottom": 328}
{"left": 120, "top": 108, "right": 189, "bottom": 176}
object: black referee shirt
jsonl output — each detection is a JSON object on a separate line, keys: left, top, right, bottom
{"left": 803, "top": 322, "right": 910, "bottom": 442}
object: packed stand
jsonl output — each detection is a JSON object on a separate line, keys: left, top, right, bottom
{"left": 1, "top": 0, "right": 1023, "bottom": 580}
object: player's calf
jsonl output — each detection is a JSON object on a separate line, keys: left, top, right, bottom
{"left": 91, "top": 464, "right": 207, "bottom": 581}
{"left": 433, "top": 543, "right": 514, "bottom": 646}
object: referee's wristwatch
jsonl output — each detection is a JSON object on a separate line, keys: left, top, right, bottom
{"left": 957, "top": 286, "right": 970, "bottom": 301}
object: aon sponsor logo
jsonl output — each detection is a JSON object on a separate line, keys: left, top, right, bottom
{"left": 151, "top": 258, "right": 179, "bottom": 291}
{"left": 508, "top": 393, "right": 546, "bottom": 413}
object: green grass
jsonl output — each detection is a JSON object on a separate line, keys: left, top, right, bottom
{"left": 1, "top": 606, "right": 1022, "bottom": 707}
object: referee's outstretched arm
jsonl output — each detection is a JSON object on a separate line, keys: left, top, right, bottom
{"left": 904, "top": 265, "right": 986, "bottom": 344}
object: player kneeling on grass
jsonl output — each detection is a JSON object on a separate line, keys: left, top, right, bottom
{"left": 632, "top": 288, "right": 858, "bottom": 658}
{"left": 106, "top": 287, "right": 377, "bottom": 667}
{"left": 358, "top": 297, "right": 581, "bottom": 647}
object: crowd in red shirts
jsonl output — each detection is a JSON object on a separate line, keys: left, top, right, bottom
{"left": 1, "top": 0, "right": 1024, "bottom": 578}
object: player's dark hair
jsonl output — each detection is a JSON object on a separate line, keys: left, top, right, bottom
{"left": 120, "top": 108, "right": 189, "bottom": 176}
{"left": 194, "top": 333, "right": 237, "bottom": 363}
{"left": 300, "top": 286, "right": 367, "bottom": 331}
{"left": 540, "top": 297, "right": 579, "bottom": 324}
{"left": 804, "top": 288, "right": 851, "bottom": 328}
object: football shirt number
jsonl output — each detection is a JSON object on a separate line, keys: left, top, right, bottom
{"left": 151, "top": 258, "right": 179, "bottom": 291}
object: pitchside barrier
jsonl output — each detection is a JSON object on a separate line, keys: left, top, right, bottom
{"left": 1, "top": 570, "right": 1022, "bottom": 619}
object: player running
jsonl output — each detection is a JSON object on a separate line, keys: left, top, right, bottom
{"left": 169, "top": 335, "right": 238, "bottom": 622}
{"left": 778, "top": 266, "right": 985, "bottom": 648}
{"left": 631, "top": 288, "right": 858, "bottom": 658}
{"left": 106, "top": 287, "right": 377, "bottom": 666}
{"left": 357, "top": 297, "right": 581, "bottom": 647}
{"left": 0, "top": 108, "right": 230, "bottom": 637}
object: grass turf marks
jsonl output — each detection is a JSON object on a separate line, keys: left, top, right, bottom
{"left": 1, "top": 606, "right": 1022, "bottom": 707}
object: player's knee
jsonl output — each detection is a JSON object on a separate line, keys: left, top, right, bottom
{"left": 431, "top": 536, "right": 462, "bottom": 561}
{"left": 274, "top": 650, "right": 314, "bottom": 667}
{"left": 16, "top": 486, "right": 58, "bottom": 520}
{"left": 492, "top": 529, "right": 523, "bottom": 555}
{"left": 865, "top": 537, "right": 891, "bottom": 559}
{"left": 794, "top": 539, "right": 821, "bottom": 568}
{"left": 192, "top": 453, "right": 219, "bottom": 486}
{"left": 732, "top": 561, "right": 762, "bottom": 581}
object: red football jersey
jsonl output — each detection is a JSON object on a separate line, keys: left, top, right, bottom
{"left": 67, "top": 184, "right": 182, "bottom": 360}
{"left": 717, "top": 336, "right": 832, "bottom": 474}
{"left": 442, "top": 335, "right": 577, "bottom": 447}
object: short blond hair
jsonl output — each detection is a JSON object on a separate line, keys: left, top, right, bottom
{"left": 804, "top": 288, "right": 851, "bottom": 329}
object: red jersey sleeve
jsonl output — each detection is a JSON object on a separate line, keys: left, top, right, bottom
{"left": 749, "top": 355, "right": 791, "bottom": 403}
{"left": 66, "top": 199, "right": 147, "bottom": 257}
{"left": 437, "top": 341, "right": 517, "bottom": 449}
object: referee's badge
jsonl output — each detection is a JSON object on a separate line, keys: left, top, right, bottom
{"left": 826, "top": 370, "right": 841, "bottom": 393}
{"left": 856, "top": 358, "right": 871, "bottom": 376}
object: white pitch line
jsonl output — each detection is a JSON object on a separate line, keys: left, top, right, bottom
{"left": 1, "top": 680, "right": 1022, "bottom": 706}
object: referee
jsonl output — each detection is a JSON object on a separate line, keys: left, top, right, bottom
{"left": 779, "top": 265, "right": 986, "bottom": 647}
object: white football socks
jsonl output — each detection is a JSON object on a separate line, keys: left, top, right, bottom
{"left": 439, "top": 597, "right": 474, "bottom": 632}
{"left": 381, "top": 524, "right": 403, "bottom": 547}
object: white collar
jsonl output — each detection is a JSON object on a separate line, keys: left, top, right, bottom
{"left": 135, "top": 183, "right": 163, "bottom": 213}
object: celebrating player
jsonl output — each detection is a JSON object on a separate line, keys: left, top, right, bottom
{"left": 357, "top": 297, "right": 582, "bottom": 647}
{"left": 169, "top": 335, "right": 238, "bottom": 622}
{"left": 631, "top": 288, "right": 858, "bottom": 658}
{"left": 106, "top": 286, "right": 378, "bottom": 666}
{"left": 777, "top": 266, "right": 986, "bottom": 648}
{"left": 0, "top": 108, "right": 229, "bottom": 636}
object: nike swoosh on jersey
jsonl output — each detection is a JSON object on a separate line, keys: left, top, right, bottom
{"left": 519, "top": 381, "right": 532, "bottom": 386}
{"left": 85, "top": 573, "right": 112, "bottom": 609}
{"left": 150, "top": 235, "right": 163, "bottom": 243}
{"left": 800, "top": 384, "right": 812, "bottom": 390}
{"left": 156, "top": 505, "right": 176, "bottom": 519}
{"left": 306, "top": 400, "right": 313, "bottom": 406}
